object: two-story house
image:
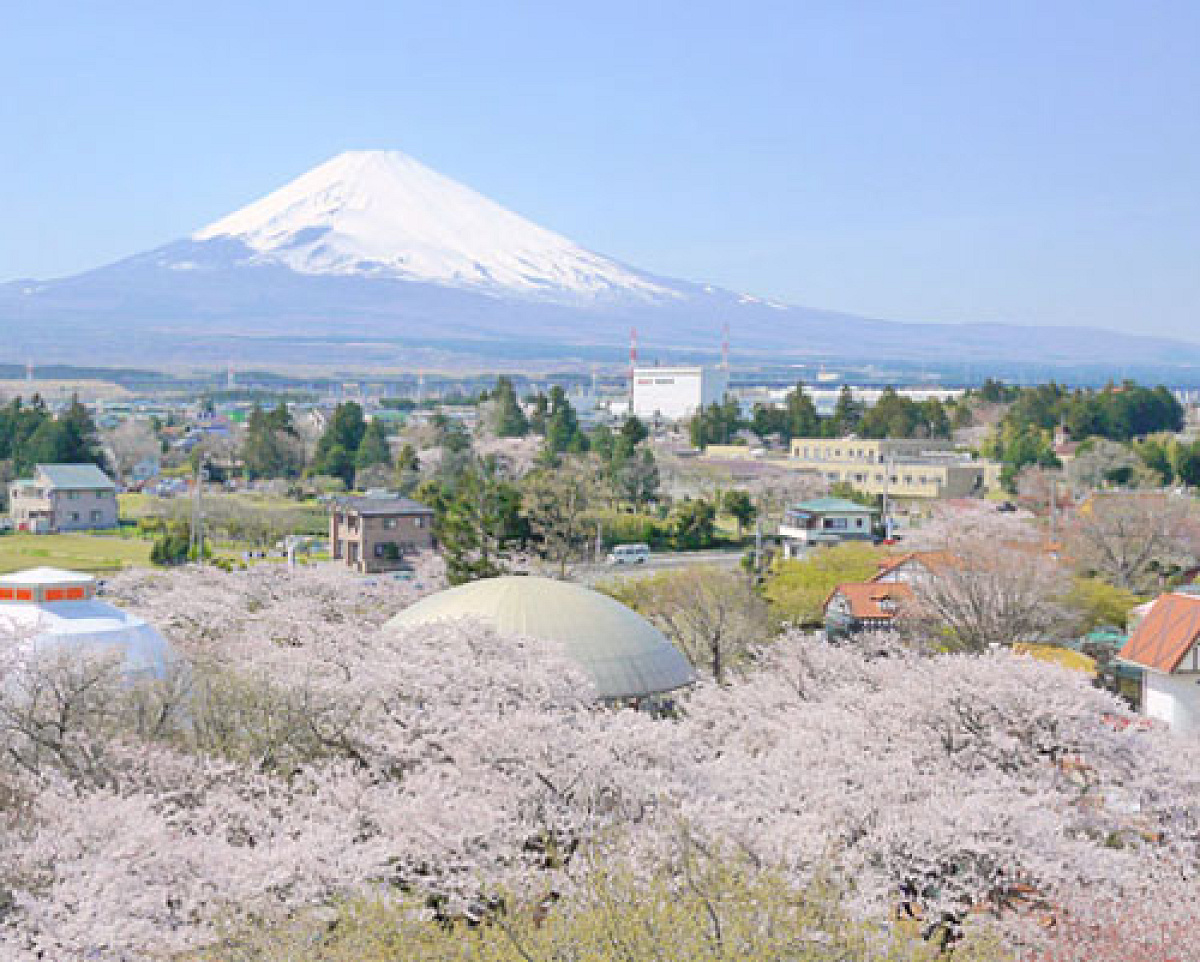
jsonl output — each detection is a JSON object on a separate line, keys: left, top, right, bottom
{"left": 329, "top": 494, "right": 435, "bottom": 573}
{"left": 778, "top": 497, "right": 878, "bottom": 557}
{"left": 8, "top": 464, "right": 119, "bottom": 534}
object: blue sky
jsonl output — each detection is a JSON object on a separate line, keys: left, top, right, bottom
{"left": 2, "top": 1, "right": 1198, "bottom": 337}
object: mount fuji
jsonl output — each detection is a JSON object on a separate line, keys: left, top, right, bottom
{"left": 3, "top": 149, "right": 1199, "bottom": 371}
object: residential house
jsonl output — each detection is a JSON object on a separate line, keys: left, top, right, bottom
{"left": 778, "top": 497, "right": 877, "bottom": 557}
{"left": 1117, "top": 591, "right": 1200, "bottom": 733}
{"left": 824, "top": 581, "right": 914, "bottom": 638}
{"left": 329, "top": 494, "right": 435, "bottom": 573}
{"left": 871, "top": 551, "right": 959, "bottom": 587}
{"left": 8, "top": 464, "right": 119, "bottom": 534}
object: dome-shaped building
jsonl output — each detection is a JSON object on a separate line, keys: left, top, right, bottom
{"left": 386, "top": 576, "right": 694, "bottom": 701}
{"left": 0, "top": 567, "right": 174, "bottom": 677}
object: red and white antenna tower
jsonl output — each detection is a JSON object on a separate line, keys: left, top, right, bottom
{"left": 721, "top": 322, "right": 730, "bottom": 370}
{"left": 628, "top": 327, "right": 638, "bottom": 407}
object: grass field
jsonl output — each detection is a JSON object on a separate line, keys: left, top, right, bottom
{"left": 0, "top": 532, "right": 153, "bottom": 575}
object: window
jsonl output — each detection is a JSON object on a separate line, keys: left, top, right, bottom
{"left": 383, "top": 518, "right": 398, "bottom": 529}
{"left": 90, "top": 510, "right": 102, "bottom": 522}
{"left": 415, "top": 516, "right": 426, "bottom": 528}
{"left": 855, "top": 518, "right": 864, "bottom": 528}
{"left": 823, "top": 517, "right": 849, "bottom": 530}
{"left": 69, "top": 512, "right": 80, "bottom": 522}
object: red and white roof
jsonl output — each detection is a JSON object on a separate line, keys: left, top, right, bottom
{"left": 0, "top": 568, "right": 172, "bottom": 676}
{"left": 0, "top": 567, "right": 96, "bottom": 603}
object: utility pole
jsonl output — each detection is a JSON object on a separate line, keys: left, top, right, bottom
{"left": 1048, "top": 476, "right": 1056, "bottom": 541}
{"left": 881, "top": 451, "right": 893, "bottom": 541}
{"left": 190, "top": 455, "right": 206, "bottom": 565}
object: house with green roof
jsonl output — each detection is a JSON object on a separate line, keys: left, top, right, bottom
{"left": 779, "top": 496, "right": 877, "bottom": 557}
{"left": 8, "top": 464, "right": 118, "bottom": 534}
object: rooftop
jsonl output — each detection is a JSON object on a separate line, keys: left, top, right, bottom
{"left": 0, "top": 567, "right": 98, "bottom": 603}
{"left": 790, "top": 497, "right": 878, "bottom": 515}
{"left": 828, "top": 581, "right": 913, "bottom": 620}
{"left": 1118, "top": 593, "right": 1200, "bottom": 674}
{"left": 35, "top": 463, "right": 115, "bottom": 490}
{"left": 332, "top": 494, "right": 433, "bottom": 516}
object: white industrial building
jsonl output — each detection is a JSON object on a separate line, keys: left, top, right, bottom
{"left": 631, "top": 366, "right": 729, "bottom": 420}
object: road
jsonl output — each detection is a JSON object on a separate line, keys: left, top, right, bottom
{"left": 576, "top": 547, "right": 746, "bottom": 585}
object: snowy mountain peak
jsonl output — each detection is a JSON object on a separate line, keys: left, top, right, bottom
{"left": 192, "top": 149, "right": 672, "bottom": 300}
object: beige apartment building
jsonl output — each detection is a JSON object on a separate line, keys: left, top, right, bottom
{"left": 788, "top": 437, "right": 994, "bottom": 501}
{"left": 329, "top": 494, "right": 435, "bottom": 573}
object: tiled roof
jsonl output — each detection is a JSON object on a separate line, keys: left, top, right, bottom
{"left": 332, "top": 495, "right": 433, "bottom": 516}
{"left": 1117, "top": 593, "right": 1200, "bottom": 674}
{"left": 827, "top": 581, "right": 914, "bottom": 620}
{"left": 872, "top": 551, "right": 959, "bottom": 580}
{"left": 35, "top": 463, "right": 115, "bottom": 490}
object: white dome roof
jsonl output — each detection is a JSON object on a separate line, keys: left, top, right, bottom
{"left": 0, "top": 569, "right": 174, "bottom": 677}
{"left": 386, "top": 576, "right": 695, "bottom": 700}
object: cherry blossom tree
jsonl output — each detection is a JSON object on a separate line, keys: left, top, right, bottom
{"left": 1, "top": 561, "right": 1198, "bottom": 959}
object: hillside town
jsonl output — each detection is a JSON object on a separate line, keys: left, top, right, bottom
{"left": 1, "top": 363, "right": 1200, "bottom": 959}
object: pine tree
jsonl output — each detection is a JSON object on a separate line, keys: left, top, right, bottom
{"left": 489, "top": 377, "right": 529, "bottom": 437}
{"left": 355, "top": 418, "right": 392, "bottom": 471}
{"left": 311, "top": 403, "right": 367, "bottom": 487}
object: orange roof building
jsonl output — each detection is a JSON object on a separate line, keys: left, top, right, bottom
{"left": 872, "top": 551, "right": 959, "bottom": 584}
{"left": 1117, "top": 593, "right": 1200, "bottom": 733}
{"left": 825, "top": 581, "right": 914, "bottom": 637}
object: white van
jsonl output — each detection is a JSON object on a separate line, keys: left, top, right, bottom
{"left": 606, "top": 543, "right": 650, "bottom": 566}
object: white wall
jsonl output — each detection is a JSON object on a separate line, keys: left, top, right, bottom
{"left": 1143, "top": 672, "right": 1200, "bottom": 733}
{"left": 632, "top": 367, "right": 729, "bottom": 420}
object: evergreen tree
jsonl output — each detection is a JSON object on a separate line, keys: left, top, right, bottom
{"left": 828, "top": 386, "right": 864, "bottom": 436}
{"left": 354, "top": 418, "right": 392, "bottom": 472}
{"left": 311, "top": 402, "right": 367, "bottom": 487}
{"left": 543, "top": 387, "right": 587, "bottom": 456}
{"left": 418, "top": 459, "right": 526, "bottom": 584}
{"left": 784, "top": 383, "right": 821, "bottom": 438}
{"left": 489, "top": 376, "right": 529, "bottom": 437}
{"left": 242, "top": 403, "right": 303, "bottom": 480}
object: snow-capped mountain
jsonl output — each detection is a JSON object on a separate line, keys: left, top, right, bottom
{"left": 188, "top": 150, "right": 672, "bottom": 301}
{"left": 3, "top": 149, "right": 1200, "bottom": 371}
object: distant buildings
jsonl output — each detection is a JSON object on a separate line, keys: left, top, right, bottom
{"left": 8, "top": 464, "right": 119, "bottom": 534}
{"left": 778, "top": 497, "right": 878, "bottom": 556}
{"left": 631, "top": 366, "right": 729, "bottom": 420}
{"left": 329, "top": 493, "right": 435, "bottom": 573}
{"left": 788, "top": 437, "right": 994, "bottom": 502}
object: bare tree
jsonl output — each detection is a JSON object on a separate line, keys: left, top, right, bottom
{"left": 903, "top": 513, "right": 1076, "bottom": 651}
{"left": 102, "top": 418, "right": 161, "bottom": 480}
{"left": 1065, "top": 491, "right": 1200, "bottom": 593}
{"left": 605, "top": 566, "right": 769, "bottom": 683}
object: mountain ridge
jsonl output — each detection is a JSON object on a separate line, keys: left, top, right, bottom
{"left": 2, "top": 149, "right": 1199, "bottom": 371}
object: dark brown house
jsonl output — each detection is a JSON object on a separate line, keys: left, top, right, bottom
{"left": 329, "top": 495, "right": 435, "bottom": 573}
